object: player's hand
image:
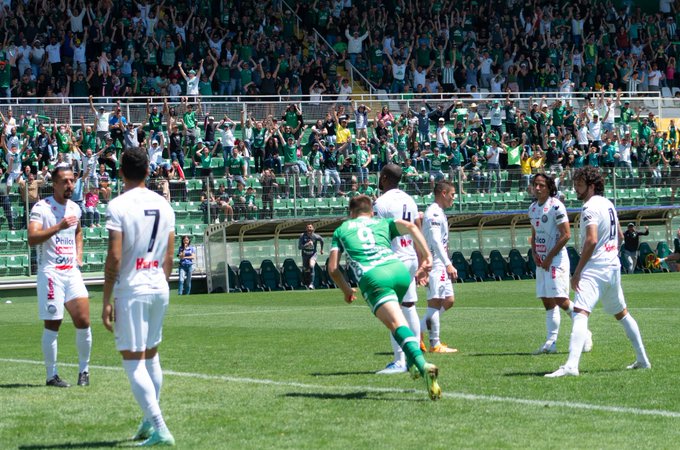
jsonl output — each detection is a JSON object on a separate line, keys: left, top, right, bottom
{"left": 59, "top": 216, "right": 79, "bottom": 230}
{"left": 447, "top": 263, "right": 458, "bottom": 281}
{"left": 540, "top": 256, "right": 552, "bottom": 271}
{"left": 570, "top": 271, "right": 581, "bottom": 292}
{"left": 415, "top": 267, "right": 429, "bottom": 286}
{"left": 343, "top": 287, "right": 357, "bottom": 304}
{"left": 533, "top": 252, "right": 543, "bottom": 266}
{"left": 101, "top": 302, "right": 114, "bottom": 332}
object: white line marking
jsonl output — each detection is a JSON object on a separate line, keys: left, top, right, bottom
{"left": 3, "top": 358, "right": 678, "bottom": 418}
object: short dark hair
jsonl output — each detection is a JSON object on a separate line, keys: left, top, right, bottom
{"left": 573, "top": 166, "right": 605, "bottom": 196}
{"left": 532, "top": 173, "right": 558, "bottom": 197}
{"left": 349, "top": 195, "right": 373, "bottom": 215}
{"left": 51, "top": 164, "right": 73, "bottom": 182}
{"left": 120, "top": 147, "right": 149, "bottom": 182}
{"left": 433, "top": 180, "right": 455, "bottom": 197}
{"left": 380, "top": 163, "right": 402, "bottom": 187}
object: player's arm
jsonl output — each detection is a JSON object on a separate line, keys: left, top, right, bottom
{"left": 571, "top": 224, "right": 597, "bottom": 292}
{"left": 75, "top": 220, "right": 84, "bottom": 267}
{"left": 530, "top": 226, "right": 541, "bottom": 265}
{"left": 424, "top": 216, "right": 452, "bottom": 267}
{"left": 395, "top": 219, "right": 432, "bottom": 284}
{"left": 27, "top": 214, "right": 78, "bottom": 246}
{"left": 328, "top": 248, "right": 355, "bottom": 303}
{"left": 541, "top": 221, "right": 571, "bottom": 270}
{"left": 163, "top": 231, "right": 175, "bottom": 281}
{"left": 316, "top": 234, "right": 324, "bottom": 254}
{"left": 102, "top": 229, "right": 123, "bottom": 332}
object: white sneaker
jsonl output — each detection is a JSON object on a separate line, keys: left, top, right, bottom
{"left": 583, "top": 330, "right": 593, "bottom": 353}
{"left": 376, "top": 361, "right": 408, "bottom": 375}
{"left": 533, "top": 341, "right": 557, "bottom": 355}
{"left": 626, "top": 360, "right": 651, "bottom": 370}
{"left": 545, "top": 365, "right": 579, "bottom": 378}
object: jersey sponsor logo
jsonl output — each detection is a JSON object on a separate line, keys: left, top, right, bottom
{"left": 555, "top": 214, "right": 565, "bottom": 220}
{"left": 47, "top": 304, "right": 57, "bottom": 315}
{"left": 47, "top": 277, "right": 55, "bottom": 300}
{"left": 55, "top": 235, "right": 75, "bottom": 246}
{"left": 541, "top": 214, "right": 548, "bottom": 223}
{"left": 400, "top": 237, "right": 412, "bottom": 247}
{"left": 136, "top": 258, "right": 160, "bottom": 270}
{"left": 553, "top": 205, "right": 559, "bottom": 210}
{"left": 605, "top": 244, "right": 617, "bottom": 252}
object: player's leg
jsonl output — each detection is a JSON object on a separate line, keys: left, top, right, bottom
{"left": 605, "top": 270, "right": 651, "bottom": 369}
{"left": 38, "top": 271, "right": 69, "bottom": 387}
{"left": 64, "top": 276, "right": 92, "bottom": 386}
{"left": 308, "top": 256, "right": 317, "bottom": 289}
{"left": 429, "top": 294, "right": 457, "bottom": 353}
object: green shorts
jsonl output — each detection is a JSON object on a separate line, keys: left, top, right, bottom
{"left": 359, "top": 260, "right": 412, "bottom": 315}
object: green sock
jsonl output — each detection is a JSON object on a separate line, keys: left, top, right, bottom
{"left": 393, "top": 325, "right": 427, "bottom": 376}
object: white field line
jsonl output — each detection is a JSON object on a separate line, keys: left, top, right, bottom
{"left": 2, "top": 358, "right": 679, "bottom": 419}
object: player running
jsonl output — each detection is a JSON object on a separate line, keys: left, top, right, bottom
{"left": 28, "top": 165, "right": 92, "bottom": 388}
{"left": 373, "top": 164, "right": 421, "bottom": 374}
{"left": 102, "top": 147, "right": 176, "bottom": 445}
{"left": 328, "top": 195, "right": 441, "bottom": 400}
{"left": 529, "top": 173, "right": 592, "bottom": 354}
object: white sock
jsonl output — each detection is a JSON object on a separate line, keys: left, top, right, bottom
{"left": 428, "top": 308, "right": 441, "bottom": 347}
{"left": 546, "top": 307, "right": 560, "bottom": 343}
{"left": 76, "top": 327, "right": 92, "bottom": 373}
{"left": 122, "top": 359, "right": 167, "bottom": 433}
{"left": 566, "top": 313, "right": 589, "bottom": 369}
{"left": 618, "top": 313, "right": 651, "bottom": 366}
{"left": 42, "top": 329, "right": 58, "bottom": 380}
{"left": 145, "top": 354, "right": 163, "bottom": 402}
{"left": 402, "top": 304, "right": 421, "bottom": 342}
{"left": 389, "top": 334, "right": 404, "bottom": 365}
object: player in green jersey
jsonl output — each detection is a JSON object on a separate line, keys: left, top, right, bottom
{"left": 328, "top": 195, "right": 442, "bottom": 400}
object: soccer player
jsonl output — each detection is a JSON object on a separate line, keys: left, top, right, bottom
{"left": 546, "top": 167, "right": 651, "bottom": 377}
{"left": 420, "top": 181, "right": 458, "bottom": 353}
{"left": 328, "top": 195, "right": 441, "bottom": 400}
{"left": 298, "top": 223, "right": 324, "bottom": 289}
{"left": 529, "top": 173, "right": 592, "bottom": 355}
{"left": 373, "top": 163, "right": 421, "bottom": 374}
{"left": 28, "top": 165, "right": 92, "bottom": 388}
{"left": 101, "top": 147, "right": 176, "bottom": 445}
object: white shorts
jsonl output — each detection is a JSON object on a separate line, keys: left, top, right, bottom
{"left": 535, "top": 262, "right": 570, "bottom": 299}
{"left": 427, "top": 265, "right": 454, "bottom": 300}
{"left": 402, "top": 259, "right": 418, "bottom": 305}
{"left": 37, "top": 269, "right": 89, "bottom": 320}
{"left": 114, "top": 292, "right": 169, "bottom": 352}
{"left": 573, "top": 266, "right": 627, "bottom": 315}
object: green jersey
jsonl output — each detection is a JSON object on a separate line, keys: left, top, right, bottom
{"left": 308, "top": 151, "right": 322, "bottom": 170}
{"left": 183, "top": 111, "right": 197, "bottom": 129}
{"left": 331, "top": 216, "right": 400, "bottom": 279}
{"left": 507, "top": 145, "right": 522, "bottom": 166}
{"left": 253, "top": 128, "right": 266, "bottom": 148}
{"left": 283, "top": 110, "right": 298, "bottom": 128}
{"left": 282, "top": 143, "right": 297, "bottom": 164}
{"left": 148, "top": 112, "right": 163, "bottom": 131}
{"left": 23, "top": 118, "right": 37, "bottom": 138}
{"left": 228, "top": 155, "right": 245, "bottom": 175}
{"left": 82, "top": 131, "right": 97, "bottom": 151}
{"left": 56, "top": 131, "right": 70, "bottom": 153}
{"left": 427, "top": 153, "right": 447, "bottom": 171}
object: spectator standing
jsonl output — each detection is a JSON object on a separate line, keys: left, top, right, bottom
{"left": 622, "top": 223, "right": 649, "bottom": 274}
{"left": 299, "top": 223, "right": 324, "bottom": 290}
{"left": 177, "top": 236, "right": 196, "bottom": 296}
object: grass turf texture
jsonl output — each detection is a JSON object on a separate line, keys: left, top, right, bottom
{"left": 1, "top": 273, "right": 679, "bottom": 449}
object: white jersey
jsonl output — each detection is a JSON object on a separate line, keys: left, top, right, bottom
{"left": 423, "top": 202, "right": 451, "bottom": 268}
{"left": 186, "top": 76, "right": 199, "bottom": 95}
{"left": 106, "top": 187, "right": 175, "bottom": 297}
{"left": 30, "top": 197, "right": 82, "bottom": 272}
{"left": 580, "top": 195, "right": 620, "bottom": 269}
{"left": 529, "top": 196, "right": 568, "bottom": 264}
{"left": 373, "top": 189, "right": 418, "bottom": 262}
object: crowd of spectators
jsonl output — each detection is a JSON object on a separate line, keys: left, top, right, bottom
{"left": 1, "top": 0, "right": 680, "bottom": 230}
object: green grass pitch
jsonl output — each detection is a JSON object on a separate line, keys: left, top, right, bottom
{"left": 1, "top": 273, "right": 680, "bottom": 449}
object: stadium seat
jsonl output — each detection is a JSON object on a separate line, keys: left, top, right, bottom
{"left": 637, "top": 242, "right": 662, "bottom": 273}
{"left": 469, "top": 251, "right": 494, "bottom": 281}
{"left": 0, "top": 256, "right": 8, "bottom": 276}
{"left": 566, "top": 246, "right": 580, "bottom": 276}
{"left": 227, "top": 265, "right": 243, "bottom": 293}
{"left": 313, "top": 263, "right": 330, "bottom": 289}
{"left": 324, "top": 258, "right": 336, "bottom": 288}
{"left": 7, "top": 230, "right": 27, "bottom": 246}
{"left": 281, "top": 258, "right": 306, "bottom": 290}
{"left": 657, "top": 241, "right": 671, "bottom": 258}
{"left": 450, "top": 251, "right": 473, "bottom": 282}
{"left": 0, "top": 230, "right": 9, "bottom": 251}
{"left": 83, "top": 227, "right": 103, "bottom": 246}
{"left": 508, "top": 249, "right": 532, "bottom": 279}
{"left": 488, "top": 250, "right": 514, "bottom": 280}
{"left": 259, "top": 259, "right": 283, "bottom": 291}
{"left": 526, "top": 249, "right": 537, "bottom": 277}
{"left": 238, "top": 260, "right": 264, "bottom": 292}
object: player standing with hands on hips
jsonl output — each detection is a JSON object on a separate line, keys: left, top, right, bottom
{"left": 546, "top": 167, "right": 651, "bottom": 377}
{"left": 529, "top": 173, "right": 592, "bottom": 355}
{"left": 102, "top": 147, "right": 177, "bottom": 445}
{"left": 28, "top": 164, "right": 92, "bottom": 388}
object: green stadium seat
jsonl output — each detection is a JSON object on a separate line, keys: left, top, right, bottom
{"left": 451, "top": 251, "right": 473, "bottom": 282}
{"left": 227, "top": 265, "right": 242, "bottom": 293}
{"left": 7, "top": 230, "right": 26, "bottom": 245}
{"left": 508, "top": 249, "right": 532, "bottom": 280}
{"left": 259, "top": 259, "right": 283, "bottom": 291}
{"left": 83, "top": 227, "right": 103, "bottom": 246}
{"left": 0, "top": 230, "right": 9, "bottom": 251}
{"left": 657, "top": 241, "right": 671, "bottom": 258}
{"left": 238, "top": 260, "right": 264, "bottom": 292}
{"left": 470, "top": 251, "right": 494, "bottom": 281}
{"left": 637, "top": 242, "right": 661, "bottom": 273}
{"left": 488, "top": 250, "right": 513, "bottom": 280}
{"left": 526, "top": 249, "right": 537, "bottom": 276}
{"left": 566, "top": 246, "right": 580, "bottom": 276}
{"left": 0, "top": 256, "right": 8, "bottom": 276}
{"left": 281, "top": 258, "right": 306, "bottom": 290}
{"left": 313, "top": 263, "right": 330, "bottom": 289}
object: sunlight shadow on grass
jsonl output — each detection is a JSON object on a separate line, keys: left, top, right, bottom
{"left": 0, "top": 383, "right": 43, "bottom": 389}
{"left": 19, "top": 440, "right": 127, "bottom": 449}
{"left": 310, "top": 371, "right": 378, "bottom": 376}
{"left": 284, "top": 392, "right": 427, "bottom": 402}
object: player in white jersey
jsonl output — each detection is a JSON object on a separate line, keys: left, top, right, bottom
{"left": 28, "top": 165, "right": 91, "bottom": 388}
{"left": 373, "top": 164, "right": 422, "bottom": 374}
{"left": 546, "top": 167, "right": 650, "bottom": 377}
{"left": 102, "top": 147, "right": 176, "bottom": 445}
{"left": 529, "top": 173, "right": 592, "bottom": 355}
{"left": 421, "top": 180, "right": 458, "bottom": 353}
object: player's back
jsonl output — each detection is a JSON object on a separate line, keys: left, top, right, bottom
{"left": 106, "top": 187, "right": 175, "bottom": 296}
{"left": 374, "top": 189, "right": 419, "bottom": 260}
{"left": 580, "top": 195, "right": 620, "bottom": 269}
